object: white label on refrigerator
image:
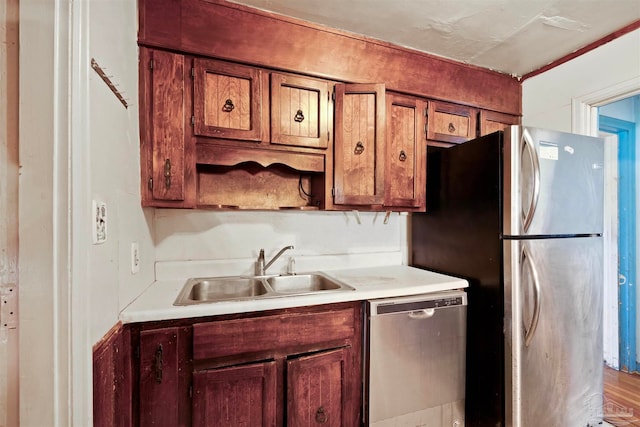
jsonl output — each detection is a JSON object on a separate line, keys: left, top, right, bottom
{"left": 539, "top": 142, "right": 558, "bottom": 160}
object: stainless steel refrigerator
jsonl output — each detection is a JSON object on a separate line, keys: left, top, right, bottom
{"left": 411, "top": 126, "right": 604, "bottom": 427}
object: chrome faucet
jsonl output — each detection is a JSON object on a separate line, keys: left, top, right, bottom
{"left": 255, "top": 245, "right": 294, "bottom": 276}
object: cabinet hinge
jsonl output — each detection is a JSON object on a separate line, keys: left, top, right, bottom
{"left": 327, "top": 131, "right": 330, "bottom": 141}
{"left": 331, "top": 91, "right": 336, "bottom": 102}
{"left": 149, "top": 59, "right": 154, "bottom": 71}
{"left": 134, "top": 345, "right": 140, "bottom": 360}
{"left": 331, "top": 188, "right": 335, "bottom": 196}
{"left": 189, "top": 384, "right": 193, "bottom": 398}
{"left": 191, "top": 116, "right": 195, "bottom": 126}
{"left": 148, "top": 177, "right": 153, "bottom": 191}
{"left": 191, "top": 67, "right": 195, "bottom": 78}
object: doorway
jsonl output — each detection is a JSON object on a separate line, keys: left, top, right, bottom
{"left": 599, "top": 96, "right": 639, "bottom": 374}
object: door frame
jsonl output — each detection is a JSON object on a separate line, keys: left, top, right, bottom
{"left": 600, "top": 115, "right": 637, "bottom": 372}
{"left": 572, "top": 77, "right": 640, "bottom": 370}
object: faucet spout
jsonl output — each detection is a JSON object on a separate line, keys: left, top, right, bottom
{"left": 257, "top": 245, "right": 294, "bottom": 276}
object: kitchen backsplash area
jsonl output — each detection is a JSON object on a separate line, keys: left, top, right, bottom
{"left": 153, "top": 209, "right": 407, "bottom": 281}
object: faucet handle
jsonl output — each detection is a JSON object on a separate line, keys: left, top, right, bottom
{"left": 255, "top": 249, "right": 265, "bottom": 276}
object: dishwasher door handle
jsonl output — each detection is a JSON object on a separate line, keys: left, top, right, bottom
{"left": 408, "top": 309, "right": 435, "bottom": 319}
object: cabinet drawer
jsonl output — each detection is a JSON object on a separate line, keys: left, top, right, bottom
{"left": 427, "top": 100, "right": 478, "bottom": 144}
{"left": 192, "top": 306, "right": 356, "bottom": 361}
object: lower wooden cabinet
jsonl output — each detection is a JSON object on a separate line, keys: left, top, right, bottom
{"left": 287, "top": 347, "right": 348, "bottom": 426}
{"left": 104, "top": 302, "right": 363, "bottom": 427}
{"left": 192, "top": 361, "right": 278, "bottom": 426}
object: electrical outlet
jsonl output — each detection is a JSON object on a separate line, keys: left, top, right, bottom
{"left": 92, "top": 200, "right": 107, "bottom": 244}
{"left": 131, "top": 242, "right": 140, "bottom": 274}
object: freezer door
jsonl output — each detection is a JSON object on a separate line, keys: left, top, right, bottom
{"left": 504, "top": 237, "right": 603, "bottom": 427}
{"left": 503, "top": 126, "right": 604, "bottom": 236}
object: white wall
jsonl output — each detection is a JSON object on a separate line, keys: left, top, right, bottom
{"left": 19, "top": 0, "right": 153, "bottom": 425}
{"left": 522, "top": 29, "right": 640, "bottom": 370}
{"left": 0, "top": 1, "right": 18, "bottom": 425}
{"left": 154, "top": 210, "right": 406, "bottom": 279}
{"left": 87, "top": 0, "right": 155, "bottom": 344}
{"left": 523, "top": 30, "right": 640, "bottom": 133}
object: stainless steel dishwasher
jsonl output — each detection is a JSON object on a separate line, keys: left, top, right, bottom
{"left": 364, "top": 290, "right": 467, "bottom": 427}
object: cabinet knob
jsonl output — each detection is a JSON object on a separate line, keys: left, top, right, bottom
{"left": 448, "top": 122, "right": 456, "bottom": 133}
{"left": 315, "top": 406, "right": 328, "bottom": 424}
{"left": 222, "top": 98, "right": 235, "bottom": 112}
{"left": 294, "top": 109, "right": 305, "bottom": 123}
{"left": 399, "top": 150, "right": 407, "bottom": 162}
{"left": 354, "top": 141, "right": 365, "bottom": 155}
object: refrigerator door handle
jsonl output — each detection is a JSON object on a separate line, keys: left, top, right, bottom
{"left": 521, "top": 129, "right": 541, "bottom": 233}
{"left": 522, "top": 244, "right": 541, "bottom": 347}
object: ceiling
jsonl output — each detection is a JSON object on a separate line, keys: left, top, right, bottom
{"left": 229, "top": 0, "right": 640, "bottom": 78}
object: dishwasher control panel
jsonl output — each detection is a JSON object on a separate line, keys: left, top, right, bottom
{"left": 370, "top": 290, "right": 467, "bottom": 315}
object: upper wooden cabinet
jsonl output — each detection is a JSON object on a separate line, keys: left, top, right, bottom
{"left": 139, "top": 48, "right": 195, "bottom": 208}
{"left": 333, "top": 83, "right": 386, "bottom": 207}
{"left": 385, "top": 93, "right": 427, "bottom": 210}
{"left": 138, "top": 1, "right": 522, "bottom": 211}
{"left": 193, "top": 58, "right": 265, "bottom": 142}
{"left": 270, "top": 73, "right": 331, "bottom": 149}
{"left": 479, "top": 110, "right": 520, "bottom": 136}
{"left": 427, "top": 100, "right": 478, "bottom": 146}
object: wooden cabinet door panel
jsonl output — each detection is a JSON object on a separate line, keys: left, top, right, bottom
{"left": 271, "top": 73, "right": 329, "bottom": 149}
{"left": 427, "top": 100, "right": 478, "bottom": 144}
{"left": 192, "top": 361, "right": 277, "bottom": 427}
{"left": 144, "top": 49, "right": 187, "bottom": 202}
{"left": 334, "top": 83, "right": 385, "bottom": 206}
{"left": 139, "top": 327, "right": 190, "bottom": 427}
{"left": 193, "top": 58, "right": 263, "bottom": 141}
{"left": 287, "top": 347, "right": 347, "bottom": 427}
{"left": 385, "top": 94, "right": 426, "bottom": 209}
{"left": 479, "top": 110, "right": 520, "bottom": 136}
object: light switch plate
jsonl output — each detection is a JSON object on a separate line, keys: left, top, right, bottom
{"left": 92, "top": 200, "right": 107, "bottom": 244}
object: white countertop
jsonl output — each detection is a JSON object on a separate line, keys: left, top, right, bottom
{"left": 119, "top": 265, "right": 468, "bottom": 323}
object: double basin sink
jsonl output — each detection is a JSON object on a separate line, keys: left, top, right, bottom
{"left": 174, "top": 272, "right": 354, "bottom": 305}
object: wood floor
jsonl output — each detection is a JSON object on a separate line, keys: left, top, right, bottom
{"left": 604, "top": 365, "right": 640, "bottom": 427}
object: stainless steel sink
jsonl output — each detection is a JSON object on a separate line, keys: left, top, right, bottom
{"left": 266, "top": 274, "right": 347, "bottom": 294}
{"left": 174, "top": 272, "right": 354, "bottom": 305}
{"left": 182, "top": 277, "right": 269, "bottom": 303}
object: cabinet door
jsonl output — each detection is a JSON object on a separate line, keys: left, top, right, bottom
{"left": 479, "top": 110, "right": 520, "bottom": 136}
{"left": 271, "top": 73, "right": 330, "bottom": 149}
{"left": 385, "top": 93, "right": 427, "bottom": 210}
{"left": 193, "top": 58, "right": 264, "bottom": 141}
{"left": 334, "top": 83, "right": 385, "bottom": 206}
{"left": 140, "top": 48, "right": 193, "bottom": 206}
{"left": 139, "top": 327, "right": 190, "bottom": 427}
{"left": 192, "top": 361, "right": 277, "bottom": 427}
{"left": 427, "top": 100, "right": 478, "bottom": 145}
{"left": 287, "top": 347, "right": 348, "bottom": 427}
